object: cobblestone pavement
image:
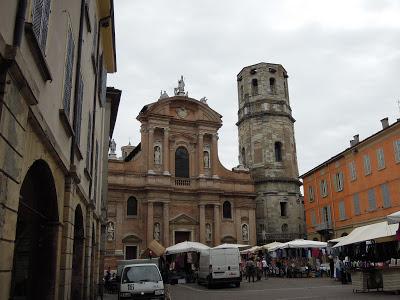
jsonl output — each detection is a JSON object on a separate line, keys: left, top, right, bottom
{"left": 101, "top": 277, "right": 398, "bottom": 300}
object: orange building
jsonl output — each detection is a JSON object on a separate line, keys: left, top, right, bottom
{"left": 300, "top": 118, "right": 400, "bottom": 241}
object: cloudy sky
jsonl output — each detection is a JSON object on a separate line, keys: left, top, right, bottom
{"left": 108, "top": 0, "right": 400, "bottom": 175}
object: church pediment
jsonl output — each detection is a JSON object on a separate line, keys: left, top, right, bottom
{"left": 170, "top": 213, "right": 198, "bottom": 225}
{"left": 122, "top": 234, "right": 142, "bottom": 243}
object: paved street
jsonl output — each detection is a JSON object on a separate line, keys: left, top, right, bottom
{"left": 103, "top": 277, "right": 398, "bottom": 299}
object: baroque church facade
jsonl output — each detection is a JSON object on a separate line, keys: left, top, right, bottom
{"left": 105, "top": 63, "right": 304, "bottom": 266}
{"left": 105, "top": 76, "right": 257, "bottom": 266}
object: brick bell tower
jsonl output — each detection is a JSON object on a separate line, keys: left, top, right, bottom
{"left": 236, "top": 62, "right": 305, "bottom": 244}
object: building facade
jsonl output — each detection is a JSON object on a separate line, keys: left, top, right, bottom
{"left": 0, "top": 1, "right": 119, "bottom": 299}
{"left": 301, "top": 118, "right": 400, "bottom": 241}
{"left": 105, "top": 81, "right": 257, "bottom": 268}
{"left": 236, "top": 63, "right": 305, "bottom": 244}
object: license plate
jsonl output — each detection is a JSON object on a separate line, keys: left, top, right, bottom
{"left": 127, "top": 284, "right": 134, "bottom": 291}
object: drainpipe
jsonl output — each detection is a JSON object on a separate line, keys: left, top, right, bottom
{"left": 13, "top": 0, "right": 27, "bottom": 47}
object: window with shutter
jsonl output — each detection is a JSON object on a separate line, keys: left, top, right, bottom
{"left": 339, "top": 201, "right": 346, "bottom": 220}
{"left": 381, "top": 184, "right": 391, "bottom": 208}
{"left": 349, "top": 161, "right": 357, "bottom": 181}
{"left": 100, "top": 63, "right": 107, "bottom": 106}
{"left": 376, "top": 148, "right": 385, "bottom": 170}
{"left": 308, "top": 186, "right": 314, "bottom": 202}
{"left": 367, "top": 188, "right": 376, "bottom": 211}
{"left": 63, "top": 28, "right": 75, "bottom": 115}
{"left": 363, "top": 155, "right": 371, "bottom": 175}
{"left": 74, "top": 73, "right": 84, "bottom": 145}
{"left": 93, "top": 140, "right": 99, "bottom": 205}
{"left": 394, "top": 140, "right": 400, "bottom": 163}
{"left": 353, "top": 193, "right": 360, "bottom": 215}
{"left": 310, "top": 210, "right": 316, "bottom": 225}
{"left": 86, "top": 112, "right": 92, "bottom": 170}
{"left": 32, "top": 0, "right": 51, "bottom": 52}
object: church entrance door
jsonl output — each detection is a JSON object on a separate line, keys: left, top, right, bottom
{"left": 174, "top": 231, "right": 191, "bottom": 244}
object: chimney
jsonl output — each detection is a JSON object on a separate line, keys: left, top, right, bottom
{"left": 353, "top": 134, "right": 359, "bottom": 144}
{"left": 350, "top": 140, "right": 355, "bottom": 147}
{"left": 381, "top": 117, "right": 389, "bottom": 129}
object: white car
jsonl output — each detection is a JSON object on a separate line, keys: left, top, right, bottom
{"left": 119, "top": 263, "right": 165, "bottom": 299}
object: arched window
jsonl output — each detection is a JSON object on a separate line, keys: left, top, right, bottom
{"left": 275, "top": 142, "right": 282, "bottom": 162}
{"left": 251, "top": 78, "right": 258, "bottom": 96}
{"left": 223, "top": 201, "right": 232, "bottom": 219}
{"left": 175, "top": 147, "right": 189, "bottom": 178}
{"left": 127, "top": 197, "right": 138, "bottom": 216}
{"left": 281, "top": 223, "right": 288, "bottom": 233}
{"left": 269, "top": 77, "right": 276, "bottom": 93}
{"left": 241, "top": 147, "right": 246, "bottom": 166}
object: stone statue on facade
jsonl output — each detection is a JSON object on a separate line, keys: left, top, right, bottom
{"left": 174, "top": 75, "right": 186, "bottom": 96}
{"left": 153, "top": 223, "right": 161, "bottom": 241}
{"left": 203, "top": 151, "right": 210, "bottom": 168}
{"left": 242, "top": 224, "right": 249, "bottom": 241}
{"left": 154, "top": 146, "right": 161, "bottom": 165}
{"left": 106, "top": 221, "right": 115, "bottom": 241}
{"left": 109, "top": 139, "right": 117, "bottom": 158}
{"left": 206, "top": 223, "right": 212, "bottom": 241}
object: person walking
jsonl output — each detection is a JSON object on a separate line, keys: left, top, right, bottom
{"left": 262, "top": 257, "right": 268, "bottom": 279}
{"left": 329, "top": 255, "right": 334, "bottom": 278}
{"left": 246, "top": 258, "right": 255, "bottom": 282}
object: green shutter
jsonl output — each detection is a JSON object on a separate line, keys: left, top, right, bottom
{"left": 86, "top": 112, "right": 92, "bottom": 170}
{"left": 381, "top": 184, "right": 391, "bottom": 208}
{"left": 40, "top": 0, "right": 51, "bottom": 50}
{"left": 368, "top": 189, "right": 376, "bottom": 210}
{"left": 32, "top": 0, "right": 44, "bottom": 44}
{"left": 74, "top": 73, "right": 84, "bottom": 145}
{"left": 353, "top": 193, "right": 360, "bottom": 215}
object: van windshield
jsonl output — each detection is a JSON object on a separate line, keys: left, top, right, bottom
{"left": 122, "top": 265, "right": 162, "bottom": 283}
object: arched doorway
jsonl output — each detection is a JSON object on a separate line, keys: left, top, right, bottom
{"left": 71, "top": 205, "right": 85, "bottom": 300}
{"left": 10, "top": 159, "right": 59, "bottom": 300}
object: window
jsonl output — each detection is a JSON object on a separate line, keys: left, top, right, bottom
{"left": 338, "top": 201, "right": 346, "bottom": 220}
{"left": 280, "top": 202, "right": 288, "bottom": 217}
{"left": 310, "top": 210, "right": 316, "bottom": 225}
{"left": 334, "top": 172, "right": 344, "bottom": 192}
{"left": 381, "top": 184, "right": 391, "bottom": 208}
{"left": 98, "top": 53, "right": 107, "bottom": 106}
{"left": 74, "top": 73, "right": 84, "bottom": 145}
{"left": 127, "top": 197, "right": 138, "bottom": 216}
{"left": 85, "top": 112, "right": 93, "bottom": 170}
{"left": 320, "top": 179, "right": 328, "bottom": 197}
{"left": 175, "top": 147, "right": 189, "bottom": 178}
{"left": 32, "top": 0, "right": 51, "bottom": 51}
{"left": 353, "top": 193, "right": 360, "bottom": 215}
{"left": 125, "top": 245, "right": 138, "bottom": 260}
{"left": 308, "top": 186, "right": 314, "bottom": 202}
{"left": 93, "top": 140, "right": 98, "bottom": 204}
{"left": 269, "top": 77, "right": 276, "bottom": 94}
{"left": 63, "top": 28, "right": 75, "bottom": 115}
{"left": 321, "top": 206, "right": 332, "bottom": 225}
{"left": 240, "top": 85, "right": 244, "bottom": 101}
{"left": 376, "top": 148, "right": 385, "bottom": 170}
{"left": 274, "top": 142, "right": 282, "bottom": 162}
{"left": 241, "top": 147, "right": 246, "bottom": 166}
{"left": 363, "top": 155, "right": 371, "bottom": 175}
{"left": 223, "top": 201, "right": 232, "bottom": 219}
{"left": 251, "top": 78, "right": 258, "bottom": 96}
{"left": 367, "top": 188, "right": 376, "bottom": 211}
{"left": 348, "top": 161, "right": 357, "bottom": 181}
{"left": 281, "top": 224, "right": 288, "bottom": 233}
{"left": 394, "top": 140, "right": 400, "bottom": 163}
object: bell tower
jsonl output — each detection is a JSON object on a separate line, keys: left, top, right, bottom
{"left": 236, "top": 62, "right": 304, "bottom": 244}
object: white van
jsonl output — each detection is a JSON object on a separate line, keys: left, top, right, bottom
{"left": 197, "top": 247, "right": 241, "bottom": 288}
{"left": 119, "top": 263, "right": 165, "bottom": 299}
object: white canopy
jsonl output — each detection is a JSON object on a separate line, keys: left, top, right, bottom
{"left": 213, "top": 243, "right": 250, "bottom": 249}
{"left": 261, "top": 241, "right": 284, "bottom": 251}
{"left": 268, "top": 239, "right": 327, "bottom": 251}
{"left": 387, "top": 211, "right": 400, "bottom": 224}
{"left": 240, "top": 246, "right": 261, "bottom": 254}
{"left": 328, "top": 236, "right": 346, "bottom": 243}
{"left": 333, "top": 221, "right": 398, "bottom": 248}
{"left": 165, "top": 241, "right": 210, "bottom": 254}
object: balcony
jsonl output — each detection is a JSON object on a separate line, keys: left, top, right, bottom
{"left": 315, "top": 222, "right": 333, "bottom": 232}
{"left": 175, "top": 178, "right": 191, "bottom": 186}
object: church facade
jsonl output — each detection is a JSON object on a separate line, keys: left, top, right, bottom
{"left": 105, "top": 78, "right": 256, "bottom": 266}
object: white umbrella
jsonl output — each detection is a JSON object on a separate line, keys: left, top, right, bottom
{"left": 269, "top": 239, "right": 327, "bottom": 251}
{"left": 262, "top": 241, "right": 284, "bottom": 251}
{"left": 165, "top": 241, "right": 210, "bottom": 254}
{"left": 240, "top": 246, "right": 261, "bottom": 254}
{"left": 213, "top": 243, "right": 250, "bottom": 249}
{"left": 387, "top": 211, "right": 400, "bottom": 224}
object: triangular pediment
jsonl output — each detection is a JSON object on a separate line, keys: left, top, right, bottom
{"left": 169, "top": 213, "right": 198, "bottom": 225}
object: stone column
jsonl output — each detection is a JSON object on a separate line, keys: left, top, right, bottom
{"left": 163, "top": 202, "right": 170, "bottom": 246}
{"left": 213, "top": 204, "right": 221, "bottom": 246}
{"left": 148, "top": 128, "right": 154, "bottom": 174}
{"left": 249, "top": 208, "right": 256, "bottom": 246}
{"left": 198, "top": 133, "right": 204, "bottom": 177}
{"left": 235, "top": 207, "right": 242, "bottom": 243}
{"left": 147, "top": 202, "right": 154, "bottom": 245}
{"left": 199, "top": 204, "right": 206, "bottom": 244}
{"left": 211, "top": 133, "right": 219, "bottom": 178}
{"left": 163, "top": 128, "right": 170, "bottom": 175}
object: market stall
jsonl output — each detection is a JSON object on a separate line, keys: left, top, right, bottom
{"left": 333, "top": 221, "right": 400, "bottom": 293}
